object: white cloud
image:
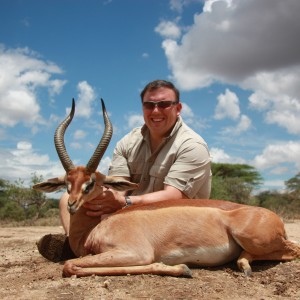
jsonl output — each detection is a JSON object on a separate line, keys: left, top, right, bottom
{"left": 169, "top": 0, "right": 185, "bottom": 12}
{"left": 155, "top": 21, "right": 181, "bottom": 39}
{"left": 49, "top": 79, "right": 66, "bottom": 96}
{"left": 210, "top": 147, "right": 245, "bottom": 164}
{"left": 270, "top": 166, "right": 289, "bottom": 176}
{"left": 99, "top": 155, "right": 111, "bottom": 174}
{"left": 247, "top": 75, "right": 300, "bottom": 134}
{"left": 211, "top": 142, "right": 300, "bottom": 191}
{"left": 74, "top": 129, "right": 87, "bottom": 140}
{"left": 0, "top": 140, "right": 110, "bottom": 196}
{"left": 262, "top": 179, "right": 286, "bottom": 191}
{"left": 181, "top": 102, "right": 194, "bottom": 119}
{"left": 75, "top": 81, "right": 96, "bottom": 118}
{"left": 0, "top": 45, "right": 66, "bottom": 127}
{"left": 265, "top": 105, "right": 300, "bottom": 135}
{"left": 11, "top": 144, "right": 49, "bottom": 166}
{"left": 169, "top": 0, "right": 203, "bottom": 13}
{"left": 203, "top": 0, "right": 232, "bottom": 12}
{"left": 213, "top": 88, "right": 252, "bottom": 135}
{"left": 181, "top": 102, "right": 206, "bottom": 130}
{"left": 210, "top": 147, "right": 231, "bottom": 162}
{"left": 70, "top": 142, "right": 82, "bottom": 150}
{"left": 235, "top": 114, "right": 251, "bottom": 133}
{"left": 0, "top": 141, "right": 64, "bottom": 186}
{"left": 161, "top": 0, "right": 300, "bottom": 87}
{"left": 17, "top": 141, "right": 32, "bottom": 151}
{"left": 220, "top": 114, "right": 252, "bottom": 136}
{"left": 214, "top": 89, "right": 240, "bottom": 120}
{"left": 252, "top": 141, "right": 300, "bottom": 171}
{"left": 158, "top": 0, "right": 300, "bottom": 135}
{"left": 127, "top": 114, "right": 144, "bottom": 129}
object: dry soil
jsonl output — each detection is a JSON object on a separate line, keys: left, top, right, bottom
{"left": 0, "top": 221, "right": 299, "bottom": 300}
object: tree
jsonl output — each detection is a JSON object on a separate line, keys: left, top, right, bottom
{"left": 212, "top": 163, "right": 263, "bottom": 187}
{"left": 0, "top": 178, "right": 6, "bottom": 190}
{"left": 2, "top": 174, "right": 49, "bottom": 220}
{"left": 255, "top": 190, "right": 299, "bottom": 218}
{"left": 285, "top": 172, "right": 300, "bottom": 199}
{"left": 0, "top": 178, "right": 8, "bottom": 208}
{"left": 0, "top": 201, "right": 26, "bottom": 221}
{"left": 27, "top": 173, "right": 49, "bottom": 219}
{"left": 211, "top": 163, "right": 263, "bottom": 204}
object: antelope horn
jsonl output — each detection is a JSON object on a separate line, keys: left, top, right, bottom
{"left": 54, "top": 98, "right": 75, "bottom": 172}
{"left": 86, "top": 98, "right": 113, "bottom": 173}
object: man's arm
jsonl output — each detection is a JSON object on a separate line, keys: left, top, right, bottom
{"left": 127, "top": 184, "right": 188, "bottom": 204}
{"left": 84, "top": 182, "right": 187, "bottom": 217}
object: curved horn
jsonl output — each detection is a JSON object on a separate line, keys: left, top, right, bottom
{"left": 54, "top": 98, "right": 75, "bottom": 172}
{"left": 86, "top": 98, "right": 113, "bottom": 173}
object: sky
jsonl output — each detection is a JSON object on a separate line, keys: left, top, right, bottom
{"left": 1, "top": 0, "right": 300, "bottom": 197}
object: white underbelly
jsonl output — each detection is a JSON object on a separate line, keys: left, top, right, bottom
{"left": 159, "top": 241, "right": 242, "bottom": 266}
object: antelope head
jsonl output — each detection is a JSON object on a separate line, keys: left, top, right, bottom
{"left": 33, "top": 98, "right": 138, "bottom": 214}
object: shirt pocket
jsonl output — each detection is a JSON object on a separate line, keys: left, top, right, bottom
{"left": 149, "top": 164, "right": 170, "bottom": 192}
{"left": 128, "top": 160, "right": 144, "bottom": 183}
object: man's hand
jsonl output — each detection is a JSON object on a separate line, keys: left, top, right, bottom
{"left": 83, "top": 189, "right": 124, "bottom": 217}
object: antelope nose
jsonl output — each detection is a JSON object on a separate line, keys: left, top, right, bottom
{"left": 68, "top": 201, "right": 77, "bottom": 215}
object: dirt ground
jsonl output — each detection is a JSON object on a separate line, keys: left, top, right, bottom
{"left": 0, "top": 222, "right": 299, "bottom": 300}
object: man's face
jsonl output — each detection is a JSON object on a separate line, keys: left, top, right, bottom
{"left": 142, "top": 87, "right": 182, "bottom": 138}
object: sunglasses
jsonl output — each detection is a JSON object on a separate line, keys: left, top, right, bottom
{"left": 142, "top": 100, "right": 179, "bottom": 110}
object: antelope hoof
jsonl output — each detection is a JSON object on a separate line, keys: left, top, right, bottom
{"left": 237, "top": 257, "right": 252, "bottom": 276}
{"left": 180, "top": 264, "right": 193, "bottom": 278}
{"left": 243, "top": 267, "right": 252, "bottom": 277}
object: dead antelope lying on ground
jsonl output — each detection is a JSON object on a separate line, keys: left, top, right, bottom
{"left": 33, "top": 99, "right": 300, "bottom": 278}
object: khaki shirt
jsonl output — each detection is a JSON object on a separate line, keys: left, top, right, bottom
{"left": 108, "top": 117, "right": 211, "bottom": 198}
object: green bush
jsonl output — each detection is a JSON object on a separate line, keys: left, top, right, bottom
{"left": 0, "top": 201, "right": 26, "bottom": 221}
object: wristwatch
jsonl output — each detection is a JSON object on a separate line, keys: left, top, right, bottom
{"left": 124, "top": 196, "right": 132, "bottom": 208}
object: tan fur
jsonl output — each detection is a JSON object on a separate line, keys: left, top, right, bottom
{"left": 60, "top": 200, "right": 300, "bottom": 278}
{"left": 34, "top": 169, "right": 300, "bottom": 278}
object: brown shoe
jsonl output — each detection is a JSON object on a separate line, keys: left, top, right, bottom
{"left": 36, "top": 233, "right": 76, "bottom": 262}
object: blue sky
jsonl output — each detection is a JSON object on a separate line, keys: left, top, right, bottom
{"left": 1, "top": 0, "right": 300, "bottom": 197}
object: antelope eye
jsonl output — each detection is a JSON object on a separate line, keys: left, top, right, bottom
{"left": 83, "top": 181, "right": 95, "bottom": 194}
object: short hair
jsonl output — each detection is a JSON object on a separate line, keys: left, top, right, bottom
{"left": 140, "top": 80, "right": 180, "bottom": 102}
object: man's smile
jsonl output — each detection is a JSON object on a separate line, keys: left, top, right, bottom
{"left": 151, "top": 118, "right": 164, "bottom": 122}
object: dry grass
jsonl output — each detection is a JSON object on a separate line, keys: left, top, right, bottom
{"left": 0, "top": 216, "right": 61, "bottom": 227}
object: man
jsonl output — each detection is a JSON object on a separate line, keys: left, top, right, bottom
{"left": 38, "top": 79, "right": 211, "bottom": 261}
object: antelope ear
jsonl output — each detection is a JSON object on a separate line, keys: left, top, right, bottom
{"left": 103, "top": 176, "right": 138, "bottom": 191}
{"left": 32, "top": 176, "right": 66, "bottom": 193}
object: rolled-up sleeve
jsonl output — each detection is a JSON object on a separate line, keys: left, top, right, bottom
{"left": 164, "top": 141, "right": 212, "bottom": 199}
